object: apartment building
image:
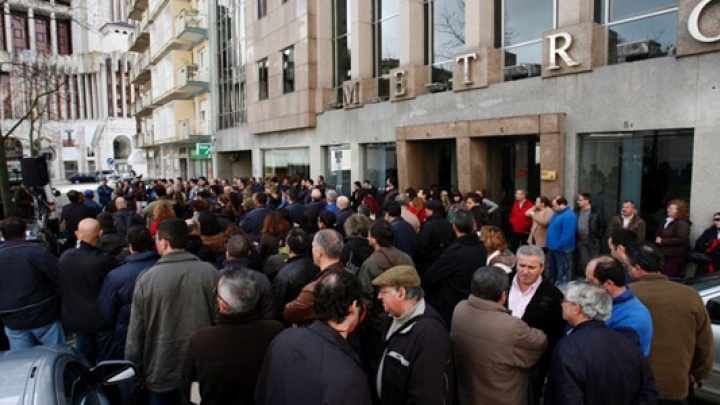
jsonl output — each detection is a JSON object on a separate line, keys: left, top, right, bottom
{"left": 0, "top": 0, "right": 145, "bottom": 181}
{"left": 209, "top": 0, "right": 719, "bottom": 241}
{"left": 127, "top": 0, "right": 212, "bottom": 179}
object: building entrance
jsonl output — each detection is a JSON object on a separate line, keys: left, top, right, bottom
{"left": 410, "top": 139, "right": 457, "bottom": 192}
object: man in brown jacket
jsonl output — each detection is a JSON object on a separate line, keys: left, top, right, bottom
{"left": 451, "top": 266, "right": 547, "bottom": 405}
{"left": 627, "top": 242, "right": 714, "bottom": 402}
{"left": 284, "top": 229, "right": 348, "bottom": 325}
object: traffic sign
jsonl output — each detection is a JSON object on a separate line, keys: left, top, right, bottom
{"left": 196, "top": 143, "right": 212, "bottom": 156}
{"left": 106, "top": 157, "right": 115, "bottom": 166}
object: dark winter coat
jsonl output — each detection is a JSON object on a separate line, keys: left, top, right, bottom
{"left": 694, "top": 227, "right": 720, "bottom": 271}
{"left": 271, "top": 256, "right": 319, "bottom": 322}
{"left": 0, "top": 240, "right": 60, "bottom": 330}
{"left": 378, "top": 302, "right": 452, "bottom": 405}
{"left": 414, "top": 213, "right": 455, "bottom": 276}
{"left": 391, "top": 216, "right": 417, "bottom": 257}
{"left": 656, "top": 218, "right": 691, "bottom": 257}
{"left": 574, "top": 206, "right": 607, "bottom": 242}
{"left": 423, "top": 233, "right": 488, "bottom": 326}
{"left": 58, "top": 242, "right": 119, "bottom": 333}
{"left": 255, "top": 321, "right": 372, "bottom": 405}
{"left": 341, "top": 236, "right": 374, "bottom": 274}
{"left": 182, "top": 312, "right": 284, "bottom": 405}
{"left": 113, "top": 210, "right": 145, "bottom": 240}
{"left": 545, "top": 320, "right": 657, "bottom": 405}
{"left": 221, "top": 258, "right": 275, "bottom": 320}
{"left": 240, "top": 206, "right": 272, "bottom": 242}
{"left": 97, "top": 251, "right": 159, "bottom": 359}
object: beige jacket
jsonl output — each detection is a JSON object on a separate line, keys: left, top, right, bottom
{"left": 527, "top": 207, "right": 554, "bottom": 248}
{"left": 451, "top": 296, "right": 547, "bottom": 405}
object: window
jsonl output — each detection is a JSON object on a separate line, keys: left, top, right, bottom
{"left": 264, "top": 148, "right": 310, "bottom": 179}
{"left": 258, "top": 0, "right": 267, "bottom": 19}
{"left": 325, "top": 145, "right": 352, "bottom": 196}
{"left": 372, "top": 0, "right": 400, "bottom": 99}
{"left": 579, "top": 129, "right": 693, "bottom": 241}
{"left": 282, "top": 46, "right": 295, "bottom": 93}
{"left": 216, "top": 0, "right": 247, "bottom": 129}
{"left": 424, "top": 0, "right": 465, "bottom": 90}
{"left": 364, "top": 143, "right": 397, "bottom": 192}
{"left": 496, "top": 0, "right": 556, "bottom": 80}
{"left": 595, "top": 0, "right": 678, "bottom": 64}
{"left": 332, "top": 0, "right": 352, "bottom": 99}
{"left": 258, "top": 58, "right": 269, "bottom": 100}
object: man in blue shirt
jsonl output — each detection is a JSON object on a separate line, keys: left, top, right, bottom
{"left": 546, "top": 197, "right": 577, "bottom": 285}
{"left": 585, "top": 256, "right": 653, "bottom": 356}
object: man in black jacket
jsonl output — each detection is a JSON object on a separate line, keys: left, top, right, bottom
{"left": 373, "top": 265, "right": 452, "bottom": 405}
{"left": 256, "top": 269, "right": 371, "bottom": 405}
{"left": 240, "top": 192, "right": 272, "bottom": 243}
{"left": 414, "top": 199, "right": 455, "bottom": 276}
{"left": 272, "top": 228, "right": 319, "bottom": 322}
{"left": 423, "top": 209, "right": 487, "bottom": 326}
{"left": 0, "top": 216, "right": 64, "bottom": 350}
{"left": 221, "top": 235, "right": 274, "bottom": 320}
{"left": 575, "top": 193, "right": 606, "bottom": 274}
{"left": 58, "top": 218, "right": 118, "bottom": 363}
{"left": 507, "top": 245, "right": 565, "bottom": 405}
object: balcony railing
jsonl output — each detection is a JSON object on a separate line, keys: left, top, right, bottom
{"left": 130, "top": 55, "right": 151, "bottom": 84}
{"left": 175, "top": 9, "right": 207, "bottom": 44}
{"left": 178, "top": 119, "right": 210, "bottom": 139}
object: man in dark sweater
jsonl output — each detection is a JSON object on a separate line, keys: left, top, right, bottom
{"left": 183, "top": 268, "right": 284, "bottom": 405}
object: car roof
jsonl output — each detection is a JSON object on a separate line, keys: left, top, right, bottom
{"left": 684, "top": 274, "right": 720, "bottom": 302}
{"left": 0, "top": 346, "right": 79, "bottom": 403}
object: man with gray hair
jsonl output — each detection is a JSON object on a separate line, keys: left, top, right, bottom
{"left": 395, "top": 193, "right": 420, "bottom": 233}
{"left": 284, "top": 229, "right": 348, "bottom": 326}
{"left": 182, "top": 269, "right": 284, "bottom": 404}
{"left": 545, "top": 281, "right": 656, "bottom": 404}
{"left": 335, "top": 195, "right": 353, "bottom": 237}
{"left": 325, "top": 189, "right": 339, "bottom": 213}
{"left": 507, "top": 244, "right": 564, "bottom": 405}
{"left": 221, "top": 235, "right": 274, "bottom": 320}
{"left": 113, "top": 196, "right": 144, "bottom": 241}
{"left": 452, "top": 266, "right": 547, "bottom": 405}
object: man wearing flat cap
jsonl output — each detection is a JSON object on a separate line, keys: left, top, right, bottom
{"left": 373, "top": 265, "right": 452, "bottom": 405}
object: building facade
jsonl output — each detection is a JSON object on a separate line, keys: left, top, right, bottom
{"left": 127, "top": 0, "right": 212, "bottom": 179}
{"left": 0, "top": 0, "right": 146, "bottom": 182}
{"left": 205, "top": 0, "right": 719, "bottom": 240}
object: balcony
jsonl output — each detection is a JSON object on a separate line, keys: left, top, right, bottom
{"left": 154, "top": 65, "right": 209, "bottom": 104}
{"left": 178, "top": 119, "right": 210, "bottom": 138}
{"left": 62, "top": 139, "right": 76, "bottom": 147}
{"left": 130, "top": 55, "right": 151, "bottom": 85}
{"left": 175, "top": 10, "right": 207, "bottom": 44}
{"left": 128, "top": 14, "right": 150, "bottom": 52}
{"left": 136, "top": 129, "right": 155, "bottom": 148}
{"left": 126, "top": 0, "right": 148, "bottom": 21}
{"left": 132, "top": 90, "right": 157, "bottom": 117}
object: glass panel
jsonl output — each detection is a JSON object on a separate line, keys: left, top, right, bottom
{"left": 379, "top": 0, "right": 400, "bottom": 19}
{"left": 334, "top": 0, "right": 351, "bottom": 37}
{"left": 609, "top": 0, "right": 677, "bottom": 21}
{"left": 608, "top": 12, "right": 677, "bottom": 64}
{"left": 283, "top": 47, "right": 294, "bottom": 93}
{"left": 364, "top": 143, "right": 397, "bottom": 192}
{"left": 264, "top": 148, "right": 310, "bottom": 179}
{"left": 504, "top": 0, "right": 554, "bottom": 46}
{"left": 503, "top": 42, "right": 542, "bottom": 66}
{"left": 325, "top": 145, "right": 352, "bottom": 196}
{"left": 432, "top": 0, "right": 466, "bottom": 63}
{"left": 579, "top": 130, "right": 693, "bottom": 241}
{"left": 334, "top": 35, "right": 351, "bottom": 87}
{"left": 430, "top": 61, "right": 453, "bottom": 89}
{"left": 379, "top": 17, "right": 400, "bottom": 75}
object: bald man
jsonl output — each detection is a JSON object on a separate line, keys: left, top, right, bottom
{"left": 58, "top": 218, "right": 119, "bottom": 362}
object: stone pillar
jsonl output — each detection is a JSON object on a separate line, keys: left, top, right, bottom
{"left": 352, "top": 0, "right": 373, "bottom": 79}
{"left": 50, "top": 12, "right": 58, "bottom": 56}
{"left": 456, "top": 137, "right": 488, "bottom": 193}
{"left": 28, "top": 8, "right": 37, "bottom": 52}
{"left": 4, "top": 4, "right": 11, "bottom": 54}
{"left": 110, "top": 58, "right": 118, "bottom": 118}
{"left": 539, "top": 114, "right": 565, "bottom": 199}
{"left": 77, "top": 73, "right": 86, "bottom": 120}
{"left": 454, "top": 0, "right": 501, "bottom": 92}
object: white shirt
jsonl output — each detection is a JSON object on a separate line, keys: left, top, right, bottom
{"left": 508, "top": 274, "right": 543, "bottom": 319}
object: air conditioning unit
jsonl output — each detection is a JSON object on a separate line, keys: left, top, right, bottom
{"left": 617, "top": 40, "right": 662, "bottom": 62}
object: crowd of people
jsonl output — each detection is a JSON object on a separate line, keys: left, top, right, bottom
{"left": 0, "top": 174, "right": 716, "bottom": 405}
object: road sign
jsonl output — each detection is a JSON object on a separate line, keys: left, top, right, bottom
{"left": 196, "top": 143, "right": 212, "bottom": 156}
{"left": 106, "top": 157, "right": 115, "bottom": 165}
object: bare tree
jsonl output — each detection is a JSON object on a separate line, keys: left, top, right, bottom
{"left": 0, "top": 57, "right": 71, "bottom": 217}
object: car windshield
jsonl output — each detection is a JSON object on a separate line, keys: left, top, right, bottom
{"left": 0, "top": 359, "right": 33, "bottom": 403}
{"left": 684, "top": 274, "right": 720, "bottom": 293}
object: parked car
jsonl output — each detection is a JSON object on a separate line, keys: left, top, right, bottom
{"left": 106, "top": 172, "right": 135, "bottom": 184}
{"left": 95, "top": 170, "right": 115, "bottom": 182}
{"left": 0, "top": 345, "right": 138, "bottom": 404}
{"left": 67, "top": 172, "right": 97, "bottom": 184}
{"left": 686, "top": 274, "right": 720, "bottom": 403}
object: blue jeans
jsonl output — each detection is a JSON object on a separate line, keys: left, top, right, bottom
{"left": 76, "top": 330, "right": 114, "bottom": 364}
{"left": 546, "top": 250, "right": 571, "bottom": 285}
{"left": 4, "top": 320, "right": 65, "bottom": 350}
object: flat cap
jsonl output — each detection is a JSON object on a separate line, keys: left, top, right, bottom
{"left": 372, "top": 265, "right": 421, "bottom": 287}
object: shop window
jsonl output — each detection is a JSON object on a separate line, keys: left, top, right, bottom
{"left": 325, "top": 145, "right": 351, "bottom": 196}
{"left": 579, "top": 130, "right": 693, "bottom": 241}
{"left": 364, "top": 143, "right": 397, "bottom": 192}
{"left": 264, "top": 148, "right": 309, "bottom": 179}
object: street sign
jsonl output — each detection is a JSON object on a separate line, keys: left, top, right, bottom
{"left": 106, "top": 157, "right": 115, "bottom": 167}
{"left": 195, "top": 143, "right": 212, "bottom": 156}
